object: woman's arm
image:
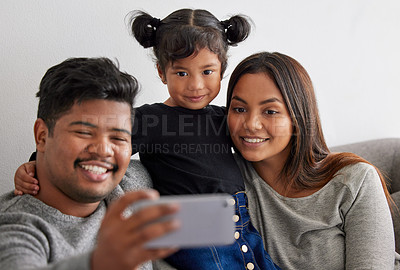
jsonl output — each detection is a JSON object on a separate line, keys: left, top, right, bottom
{"left": 344, "top": 164, "right": 396, "bottom": 269}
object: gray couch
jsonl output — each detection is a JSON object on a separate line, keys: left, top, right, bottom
{"left": 331, "top": 138, "right": 400, "bottom": 252}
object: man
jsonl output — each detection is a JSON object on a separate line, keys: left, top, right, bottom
{"left": 0, "top": 57, "right": 179, "bottom": 270}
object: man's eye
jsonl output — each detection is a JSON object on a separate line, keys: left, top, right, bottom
{"left": 75, "top": 131, "right": 91, "bottom": 135}
{"left": 203, "top": 70, "right": 213, "bottom": 75}
{"left": 112, "top": 137, "right": 128, "bottom": 142}
{"left": 176, "top": 72, "right": 188, "bottom": 77}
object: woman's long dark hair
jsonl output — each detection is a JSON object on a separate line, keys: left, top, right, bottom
{"left": 227, "top": 52, "right": 393, "bottom": 208}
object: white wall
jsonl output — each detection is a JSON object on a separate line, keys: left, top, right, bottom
{"left": 1, "top": 0, "right": 400, "bottom": 194}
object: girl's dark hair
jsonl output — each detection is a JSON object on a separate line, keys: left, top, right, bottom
{"left": 37, "top": 57, "right": 139, "bottom": 135}
{"left": 129, "top": 9, "right": 251, "bottom": 76}
{"left": 227, "top": 52, "right": 393, "bottom": 208}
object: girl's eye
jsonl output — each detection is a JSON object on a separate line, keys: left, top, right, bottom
{"left": 176, "top": 71, "right": 188, "bottom": 77}
{"left": 203, "top": 70, "right": 213, "bottom": 75}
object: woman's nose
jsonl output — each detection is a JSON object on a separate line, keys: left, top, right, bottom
{"left": 244, "top": 113, "right": 263, "bottom": 131}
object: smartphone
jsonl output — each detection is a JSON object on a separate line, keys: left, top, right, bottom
{"left": 129, "top": 193, "right": 235, "bottom": 248}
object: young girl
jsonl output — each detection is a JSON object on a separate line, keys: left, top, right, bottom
{"left": 226, "top": 51, "right": 399, "bottom": 269}
{"left": 14, "top": 9, "right": 280, "bottom": 270}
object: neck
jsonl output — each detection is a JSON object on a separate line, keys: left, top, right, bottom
{"left": 252, "top": 152, "right": 320, "bottom": 198}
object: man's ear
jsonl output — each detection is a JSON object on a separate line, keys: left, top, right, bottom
{"left": 34, "top": 119, "right": 48, "bottom": 153}
{"left": 157, "top": 63, "right": 167, "bottom": 84}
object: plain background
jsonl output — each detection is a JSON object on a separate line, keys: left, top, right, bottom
{"left": 1, "top": 0, "right": 400, "bottom": 194}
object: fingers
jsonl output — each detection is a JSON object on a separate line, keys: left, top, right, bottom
{"left": 14, "top": 177, "right": 39, "bottom": 195}
{"left": 24, "top": 161, "right": 37, "bottom": 175}
{"left": 106, "top": 189, "right": 160, "bottom": 220}
{"left": 128, "top": 210, "right": 181, "bottom": 247}
{"left": 14, "top": 161, "right": 39, "bottom": 195}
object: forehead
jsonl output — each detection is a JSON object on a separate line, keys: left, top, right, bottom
{"left": 170, "top": 48, "right": 221, "bottom": 68}
{"left": 58, "top": 99, "right": 132, "bottom": 129}
{"left": 234, "top": 73, "right": 280, "bottom": 95}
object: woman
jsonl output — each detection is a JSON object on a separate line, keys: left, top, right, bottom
{"left": 226, "top": 52, "right": 398, "bottom": 269}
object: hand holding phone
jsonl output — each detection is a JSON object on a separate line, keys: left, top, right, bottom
{"left": 128, "top": 193, "right": 235, "bottom": 248}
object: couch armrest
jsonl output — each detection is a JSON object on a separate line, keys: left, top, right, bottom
{"left": 330, "top": 138, "right": 400, "bottom": 194}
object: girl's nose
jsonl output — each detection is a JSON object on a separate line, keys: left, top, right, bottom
{"left": 187, "top": 75, "right": 204, "bottom": 91}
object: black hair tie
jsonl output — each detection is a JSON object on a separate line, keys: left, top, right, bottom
{"left": 150, "top": 17, "right": 161, "bottom": 28}
{"left": 221, "top": 19, "right": 231, "bottom": 30}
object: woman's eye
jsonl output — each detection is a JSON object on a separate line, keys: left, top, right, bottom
{"left": 233, "top": 107, "right": 246, "bottom": 113}
{"left": 265, "top": 110, "right": 278, "bottom": 115}
{"left": 203, "top": 70, "right": 213, "bottom": 75}
{"left": 176, "top": 71, "right": 188, "bottom": 77}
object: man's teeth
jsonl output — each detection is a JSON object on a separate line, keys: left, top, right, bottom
{"left": 243, "top": 138, "right": 267, "bottom": 143}
{"left": 81, "top": 165, "right": 107, "bottom": 175}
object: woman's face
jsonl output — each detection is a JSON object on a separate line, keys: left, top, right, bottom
{"left": 228, "top": 72, "right": 293, "bottom": 164}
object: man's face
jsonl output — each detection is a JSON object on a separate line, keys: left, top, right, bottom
{"left": 38, "top": 99, "right": 132, "bottom": 203}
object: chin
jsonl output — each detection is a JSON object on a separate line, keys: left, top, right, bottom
{"left": 239, "top": 152, "right": 265, "bottom": 163}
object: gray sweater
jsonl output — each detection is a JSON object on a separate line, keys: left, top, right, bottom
{"left": 236, "top": 156, "right": 400, "bottom": 269}
{"left": 0, "top": 160, "right": 153, "bottom": 270}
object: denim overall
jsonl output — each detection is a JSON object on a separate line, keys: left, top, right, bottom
{"left": 165, "top": 191, "right": 280, "bottom": 270}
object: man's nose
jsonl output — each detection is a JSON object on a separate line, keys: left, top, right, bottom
{"left": 86, "top": 137, "right": 114, "bottom": 157}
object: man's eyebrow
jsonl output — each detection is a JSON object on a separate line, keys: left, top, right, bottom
{"left": 112, "top": 128, "right": 132, "bottom": 136}
{"left": 69, "top": 121, "right": 97, "bottom": 128}
{"left": 69, "top": 121, "right": 132, "bottom": 136}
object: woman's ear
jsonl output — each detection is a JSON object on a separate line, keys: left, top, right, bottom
{"left": 157, "top": 63, "right": 167, "bottom": 84}
{"left": 34, "top": 119, "right": 48, "bottom": 153}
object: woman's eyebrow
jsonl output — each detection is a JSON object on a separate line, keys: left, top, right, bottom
{"left": 259, "top": 97, "right": 283, "bottom": 105}
{"left": 231, "top": 96, "right": 247, "bottom": 104}
{"left": 231, "top": 96, "right": 283, "bottom": 105}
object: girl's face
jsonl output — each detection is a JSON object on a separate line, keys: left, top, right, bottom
{"left": 159, "top": 48, "right": 221, "bottom": 110}
{"left": 228, "top": 72, "right": 293, "bottom": 165}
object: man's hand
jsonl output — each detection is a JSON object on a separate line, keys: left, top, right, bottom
{"left": 91, "top": 189, "right": 180, "bottom": 270}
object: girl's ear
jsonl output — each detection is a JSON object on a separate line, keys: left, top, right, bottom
{"left": 34, "top": 119, "right": 48, "bottom": 153}
{"left": 157, "top": 63, "right": 167, "bottom": 84}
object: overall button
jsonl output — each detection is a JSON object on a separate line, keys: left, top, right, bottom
{"left": 247, "top": 262, "right": 255, "bottom": 270}
{"left": 234, "top": 231, "right": 240, "bottom": 239}
{"left": 233, "top": 215, "right": 240, "bottom": 222}
{"left": 241, "top": 245, "right": 248, "bottom": 253}
{"left": 229, "top": 198, "right": 236, "bottom": 206}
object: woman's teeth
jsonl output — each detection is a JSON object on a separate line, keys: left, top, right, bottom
{"left": 80, "top": 165, "right": 107, "bottom": 175}
{"left": 243, "top": 138, "right": 267, "bottom": 143}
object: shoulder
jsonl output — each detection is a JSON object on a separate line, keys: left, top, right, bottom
{"left": 333, "top": 162, "right": 380, "bottom": 196}
{"left": 0, "top": 192, "right": 33, "bottom": 213}
{"left": 120, "top": 159, "right": 153, "bottom": 191}
{"left": 207, "top": 105, "right": 226, "bottom": 115}
{"left": 135, "top": 103, "right": 167, "bottom": 115}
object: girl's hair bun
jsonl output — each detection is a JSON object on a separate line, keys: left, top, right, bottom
{"left": 129, "top": 11, "right": 161, "bottom": 48}
{"left": 221, "top": 15, "right": 251, "bottom": 46}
